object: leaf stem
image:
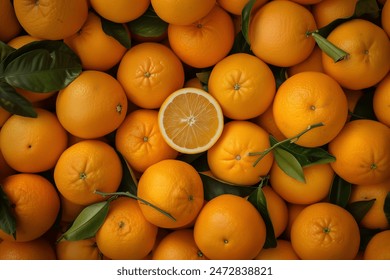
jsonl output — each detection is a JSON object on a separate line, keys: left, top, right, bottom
{"left": 94, "top": 190, "right": 176, "bottom": 221}
{"left": 248, "top": 122, "right": 324, "bottom": 167}
{"left": 307, "top": 30, "right": 349, "bottom": 62}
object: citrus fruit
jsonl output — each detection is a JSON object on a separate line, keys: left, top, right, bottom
{"left": 158, "top": 87, "right": 224, "bottom": 154}
{"left": 90, "top": 0, "right": 150, "bottom": 23}
{"left": 137, "top": 159, "right": 204, "bottom": 229}
{"left": 363, "top": 230, "right": 390, "bottom": 260}
{"left": 194, "top": 194, "right": 266, "bottom": 260}
{"left": 287, "top": 46, "right": 324, "bottom": 77}
{"left": 208, "top": 52, "right": 276, "bottom": 120}
{"left": 0, "top": 238, "right": 56, "bottom": 260}
{"left": 217, "top": 0, "right": 268, "bottom": 16}
{"left": 56, "top": 238, "right": 102, "bottom": 260}
{"left": 373, "top": 73, "right": 390, "bottom": 127}
{"left": 312, "top": 0, "right": 358, "bottom": 29}
{"left": 291, "top": 202, "right": 360, "bottom": 260}
{"left": 254, "top": 239, "right": 300, "bottom": 260}
{"left": 382, "top": 0, "right": 390, "bottom": 37}
{"left": 0, "top": 0, "right": 22, "bottom": 42}
{"left": 117, "top": 42, "right": 184, "bottom": 109}
{"left": 207, "top": 120, "right": 273, "bottom": 186}
{"left": 53, "top": 140, "right": 123, "bottom": 206}
{"left": 251, "top": 103, "right": 286, "bottom": 142}
{"left": 115, "top": 109, "right": 179, "bottom": 173}
{"left": 95, "top": 197, "right": 158, "bottom": 260}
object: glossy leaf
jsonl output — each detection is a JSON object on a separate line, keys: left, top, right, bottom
{"left": 0, "top": 186, "right": 16, "bottom": 239}
{"left": 196, "top": 71, "right": 211, "bottom": 86}
{"left": 1, "top": 40, "right": 82, "bottom": 92}
{"left": 347, "top": 199, "right": 376, "bottom": 224}
{"left": 247, "top": 185, "right": 277, "bottom": 249}
{"left": 384, "top": 192, "right": 390, "bottom": 226}
{"left": 273, "top": 147, "right": 306, "bottom": 183}
{"left": 0, "top": 41, "right": 15, "bottom": 62}
{"left": 199, "top": 172, "right": 257, "bottom": 201}
{"left": 350, "top": 88, "right": 377, "bottom": 121}
{"left": 101, "top": 18, "right": 131, "bottom": 49}
{"left": 269, "top": 65, "right": 287, "bottom": 89}
{"left": 117, "top": 152, "right": 138, "bottom": 195}
{"left": 359, "top": 227, "right": 382, "bottom": 251}
{"left": 127, "top": 7, "right": 168, "bottom": 41}
{"left": 230, "top": 31, "right": 252, "bottom": 55}
{"left": 241, "top": 0, "right": 257, "bottom": 44}
{"left": 58, "top": 201, "right": 109, "bottom": 241}
{"left": 179, "top": 152, "right": 209, "bottom": 172}
{"left": 328, "top": 175, "right": 352, "bottom": 208}
{"left": 0, "top": 81, "right": 37, "bottom": 117}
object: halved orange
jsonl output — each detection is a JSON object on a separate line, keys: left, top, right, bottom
{"left": 158, "top": 87, "right": 224, "bottom": 154}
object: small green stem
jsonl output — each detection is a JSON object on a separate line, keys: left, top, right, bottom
{"left": 94, "top": 190, "right": 176, "bottom": 221}
{"left": 248, "top": 122, "right": 324, "bottom": 167}
{"left": 307, "top": 31, "right": 349, "bottom": 62}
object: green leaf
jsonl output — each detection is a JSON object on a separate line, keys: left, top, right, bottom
{"left": 127, "top": 7, "right": 168, "bottom": 40}
{"left": 230, "top": 31, "right": 252, "bottom": 55}
{"left": 384, "top": 192, "right": 390, "bottom": 226}
{"left": 359, "top": 227, "right": 382, "bottom": 251}
{"left": 101, "top": 17, "right": 131, "bottom": 49}
{"left": 241, "top": 0, "right": 257, "bottom": 44}
{"left": 178, "top": 152, "right": 209, "bottom": 172}
{"left": 349, "top": 88, "right": 377, "bottom": 121}
{"left": 117, "top": 152, "right": 138, "bottom": 195}
{"left": 273, "top": 147, "right": 306, "bottom": 183}
{"left": 328, "top": 175, "right": 352, "bottom": 208}
{"left": 58, "top": 201, "right": 109, "bottom": 241}
{"left": 310, "top": 32, "right": 348, "bottom": 62}
{"left": 0, "top": 81, "right": 37, "bottom": 117}
{"left": 1, "top": 40, "right": 82, "bottom": 93}
{"left": 269, "top": 65, "right": 287, "bottom": 90}
{"left": 347, "top": 199, "right": 376, "bottom": 224}
{"left": 0, "top": 185, "right": 16, "bottom": 239}
{"left": 0, "top": 41, "right": 15, "bottom": 62}
{"left": 196, "top": 71, "right": 211, "bottom": 86}
{"left": 354, "top": 0, "right": 380, "bottom": 18}
{"left": 270, "top": 136, "right": 335, "bottom": 168}
{"left": 199, "top": 172, "right": 257, "bottom": 201}
{"left": 247, "top": 186, "right": 277, "bottom": 249}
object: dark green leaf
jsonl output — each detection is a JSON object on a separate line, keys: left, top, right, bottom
{"left": 349, "top": 88, "right": 377, "bottom": 121}
{"left": 127, "top": 7, "right": 168, "bottom": 41}
{"left": 58, "top": 201, "right": 109, "bottom": 241}
{"left": 384, "top": 192, "right": 390, "bottom": 226}
{"left": 0, "top": 185, "right": 16, "bottom": 239}
{"left": 0, "top": 41, "right": 15, "bottom": 62}
{"left": 0, "top": 81, "right": 37, "bottom": 117}
{"left": 178, "top": 152, "right": 209, "bottom": 172}
{"left": 101, "top": 17, "right": 131, "bottom": 49}
{"left": 117, "top": 152, "right": 138, "bottom": 195}
{"left": 347, "top": 199, "right": 376, "bottom": 224}
{"left": 270, "top": 136, "right": 335, "bottom": 168}
{"left": 199, "top": 172, "right": 257, "bottom": 201}
{"left": 328, "top": 175, "right": 352, "bottom": 208}
{"left": 1, "top": 40, "right": 82, "bottom": 92}
{"left": 196, "top": 71, "right": 211, "bottom": 86}
{"left": 230, "top": 31, "right": 252, "bottom": 55}
{"left": 273, "top": 147, "right": 306, "bottom": 183}
{"left": 269, "top": 65, "right": 287, "bottom": 89}
{"left": 247, "top": 186, "right": 277, "bottom": 249}
{"left": 359, "top": 227, "right": 382, "bottom": 251}
{"left": 354, "top": 0, "right": 380, "bottom": 18}
{"left": 241, "top": 0, "right": 257, "bottom": 44}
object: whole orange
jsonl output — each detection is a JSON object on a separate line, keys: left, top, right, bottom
{"left": 0, "top": 0, "right": 22, "bottom": 42}
{"left": 254, "top": 239, "right": 300, "bottom": 260}
{"left": 0, "top": 238, "right": 56, "bottom": 260}
{"left": 364, "top": 230, "right": 390, "bottom": 260}
{"left": 312, "top": 0, "right": 358, "bottom": 29}
{"left": 90, "top": 0, "right": 150, "bottom": 23}
{"left": 373, "top": 73, "right": 390, "bottom": 127}
{"left": 56, "top": 237, "right": 102, "bottom": 260}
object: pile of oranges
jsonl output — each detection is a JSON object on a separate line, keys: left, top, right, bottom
{"left": 0, "top": 0, "right": 390, "bottom": 260}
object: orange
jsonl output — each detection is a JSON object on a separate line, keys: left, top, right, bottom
{"left": 13, "top": 0, "right": 89, "bottom": 40}
{"left": 152, "top": 229, "right": 208, "bottom": 260}
{"left": 217, "top": 0, "right": 268, "bottom": 16}
{"left": 328, "top": 119, "right": 390, "bottom": 185}
{"left": 373, "top": 73, "right": 390, "bottom": 127}
{"left": 168, "top": 5, "right": 235, "bottom": 68}
{"left": 56, "top": 237, "right": 102, "bottom": 260}
{"left": 208, "top": 53, "right": 276, "bottom": 120}
{"left": 269, "top": 162, "right": 334, "bottom": 205}
{"left": 53, "top": 140, "right": 123, "bottom": 206}
{"left": 0, "top": 147, "right": 16, "bottom": 182}
{"left": 0, "top": 238, "right": 56, "bottom": 260}
{"left": 287, "top": 46, "right": 324, "bottom": 77}
{"left": 291, "top": 202, "right": 360, "bottom": 260}
{"left": 56, "top": 70, "right": 128, "bottom": 139}
{"left": 254, "top": 239, "right": 300, "bottom": 260}
{"left": 383, "top": 0, "right": 390, "bottom": 38}
{"left": 151, "top": 0, "right": 216, "bottom": 25}
{"left": 262, "top": 186, "right": 289, "bottom": 238}
{"left": 289, "top": 0, "right": 323, "bottom": 3}
{"left": 59, "top": 194, "right": 86, "bottom": 223}
{"left": 90, "top": 0, "right": 149, "bottom": 23}
{"left": 117, "top": 42, "right": 184, "bottom": 109}
{"left": 0, "top": 173, "right": 60, "bottom": 242}
{"left": 184, "top": 77, "right": 203, "bottom": 89}
{"left": 194, "top": 194, "right": 266, "bottom": 260}
{"left": 348, "top": 179, "right": 390, "bottom": 230}
{"left": 0, "top": 0, "right": 22, "bottom": 42}
{"left": 322, "top": 19, "right": 390, "bottom": 90}
{"left": 283, "top": 203, "right": 307, "bottom": 240}
{"left": 364, "top": 230, "right": 390, "bottom": 260}
{"left": 158, "top": 87, "right": 224, "bottom": 154}
{"left": 251, "top": 103, "right": 286, "bottom": 142}
{"left": 115, "top": 109, "right": 179, "bottom": 173}
{"left": 63, "top": 12, "right": 127, "bottom": 71}
{"left": 207, "top": 120, "right": 274, "bottom": 186}
{"left": 95, "top": 197, "right": 158, "bottom": 260}
{"left": 137, "top": 159, "right": 204, "bottom": 229}
{"left": 249, "top": 0, "right": 317, "bottom": 67}
{"left": 312, "top": 0, "right": 357, "bottom": 29}
{"left": 0, "top": 108, "right": 68, "bottom": 173}
{"left": 6, "top": 34, "right": 42, "bottom": 49}
{"left": 0, "top": 106, "right": 11, "bottom": 128}
{"left": 344, "top": 88, "right": 364, "bottom": 121}
{"left": 272, "top": 71, "right": 349, "bottom": 147}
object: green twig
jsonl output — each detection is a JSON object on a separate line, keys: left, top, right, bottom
{"left": 248, "top": 122, "right": 324, "bottom": 167}
{"left": 94, "top": 190, "right": 176, "bottom": 221}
